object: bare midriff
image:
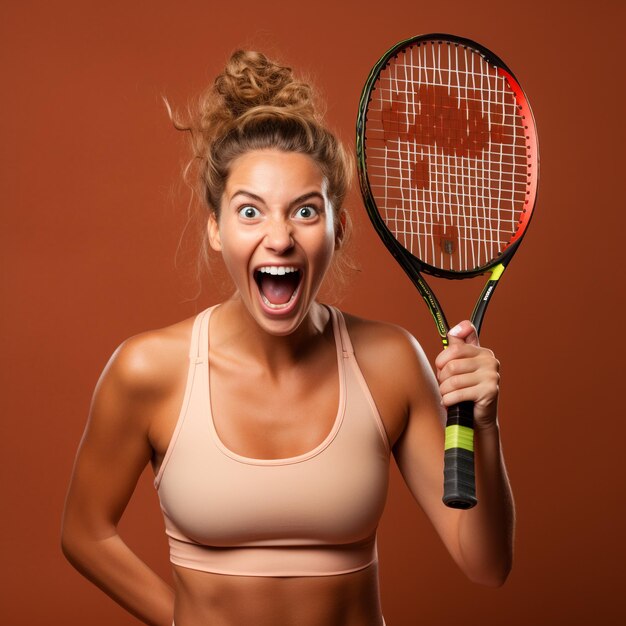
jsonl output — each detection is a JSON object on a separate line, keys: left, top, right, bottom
{"left": 171, "top": 562, "right": 384, "bottom": 626}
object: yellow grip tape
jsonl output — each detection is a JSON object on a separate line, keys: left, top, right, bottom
{"left": 444, "top": 425, "right": 474, "bottom": 452}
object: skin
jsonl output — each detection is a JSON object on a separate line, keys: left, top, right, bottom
{"left": 61, "top": 149, "right": 514, "bottom": 626}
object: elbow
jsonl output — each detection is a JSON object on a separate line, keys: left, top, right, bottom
{"left": 467, "top": 559, "right": 512, "bottom": 588}
{"left": 60, "top": 517, "right": 119, "bottom": 571}
{"left": 59, "top": 521, "right": 99, "bottom": 569}
{"left": 60, "top": 525, "right": 82, "bottom": 566}
{"left": 60, "top": 528, "right": 104, "bottom": 579}
{"left": 471, "top": 571, "right": 510, "bottom": 588}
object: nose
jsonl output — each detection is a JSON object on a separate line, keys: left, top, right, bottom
{"left": 263, "top": 217, "right": 294, "bottom": 254}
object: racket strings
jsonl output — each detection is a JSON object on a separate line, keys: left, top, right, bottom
{"left": 364, "top": 41, "right": 531, "bottom": 272}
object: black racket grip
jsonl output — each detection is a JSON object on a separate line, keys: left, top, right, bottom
{"left": 443, "top": 400, "right": 477, "bottom": 509}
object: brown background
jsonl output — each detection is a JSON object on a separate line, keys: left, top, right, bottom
{"left": 2, "top": 0, "right": 625, "bottom": 624}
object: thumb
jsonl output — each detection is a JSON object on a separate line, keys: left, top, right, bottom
{"left": 447, "top": 320, "right": 479, "bottom": 347}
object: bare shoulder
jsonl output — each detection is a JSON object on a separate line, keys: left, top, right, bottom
{"left": 341, "top": 311, "right": 430, "bottom": 376}
{"left": 340, "top": 311, "right": 436, "bottom": 446}
{"left": 98, "top": 314, "right": 195, "bottom": 403}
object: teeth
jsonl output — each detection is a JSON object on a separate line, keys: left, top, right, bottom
{"left": 257, "top": 266, "right": 298, "bottom": 275}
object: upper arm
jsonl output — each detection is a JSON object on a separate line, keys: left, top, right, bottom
{"left": 355, "top": 322, "right": 465, "bottom": 563}
{"left": 390, "top": 330, "right": 466, "bottom": 563}
{"left": 62, "top": 334, "right": 165, "bottom": 543}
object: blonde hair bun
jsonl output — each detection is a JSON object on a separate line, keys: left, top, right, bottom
{"left": 197, "top": 50, "right": 318, "bottom": 141}
{"left": 215, "top": 50, "right": 315, "bottom": 119}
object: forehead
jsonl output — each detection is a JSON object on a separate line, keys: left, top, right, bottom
{"left": 225, "top": 150, "right": 326, "bottom": 199}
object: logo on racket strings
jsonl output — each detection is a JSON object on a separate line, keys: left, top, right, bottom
{"left": 381, "top": 85, "right": 506, "bottom": 189}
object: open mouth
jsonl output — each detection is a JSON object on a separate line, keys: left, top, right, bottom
{"left": 253, "top": 266, "right": 303, "bottom": 310}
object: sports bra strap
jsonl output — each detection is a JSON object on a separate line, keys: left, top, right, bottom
{"left": 191, "top": 306, "right": 213, "bottom": 362}
{"left": 329, "top": 306, "right": 354, "bottom": 357}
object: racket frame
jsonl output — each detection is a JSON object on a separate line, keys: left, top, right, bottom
{"left": 356, "top": 33, "right": 539, "bottom": 507}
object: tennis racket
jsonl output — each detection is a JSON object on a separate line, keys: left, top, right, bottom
{"left": 356, "top": 34, "right": 538, "bottom": 509}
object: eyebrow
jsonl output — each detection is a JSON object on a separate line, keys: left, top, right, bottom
{"left": 230, "top": 190, "right": 325, "bottom": 208}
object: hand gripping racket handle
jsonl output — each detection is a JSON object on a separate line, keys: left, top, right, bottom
{"left": 443, "top": 401, "right": 477, "bottom": 509}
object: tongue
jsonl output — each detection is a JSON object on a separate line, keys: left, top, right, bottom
{"left": 259, "top": 273, "right": 299, "bottom": 305}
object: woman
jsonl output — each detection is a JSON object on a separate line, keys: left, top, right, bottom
{"left": 61, "top": 50, "right": 514, "bottom": 626}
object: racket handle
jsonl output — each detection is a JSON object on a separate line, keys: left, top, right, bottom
{"left": 443, "top": 401, "right": 477, "bottom": 509}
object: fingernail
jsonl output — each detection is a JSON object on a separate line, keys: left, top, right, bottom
{"left": 448, "top": 324, "right": 463, "bottom": 337}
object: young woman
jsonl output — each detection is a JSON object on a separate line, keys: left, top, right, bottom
{"left": 61, "top": 50, "right": 514, "bottom": 626}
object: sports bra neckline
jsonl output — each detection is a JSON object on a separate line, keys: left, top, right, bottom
{"left": 202, "top": 304, "right": 348, "bottom": 467}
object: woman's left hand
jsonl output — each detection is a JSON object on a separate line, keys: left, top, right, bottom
{"left": 434, "top": 320, "right": 500, "bottom": 429}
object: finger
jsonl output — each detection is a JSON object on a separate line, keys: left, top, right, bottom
{"left": 440, "top": 383, "right": 497, "bottom": 409}
{"left": 434, "top": 343, "right": 482, "bottom": 372}
{"left": 437, "top": 348, "right": 499, "bottom": 381}
{"left": 439, "top": 371, "right": 484, "bottom": 398}
{"left": 441, "top": 387, "right": 475, "bottom": 408}
{"left": 436, "top": 356, "right": 481, "bottom": 382}
{"left": 440, "top": 369, "right": 498, "bottom": 396}
{"left": 447, "top": 320, "right": 479, "bottom": 347}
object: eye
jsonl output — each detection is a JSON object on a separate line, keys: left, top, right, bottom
{"left": 294, "top": 205, "right": 318, "bottom": 220}
{"left": 238, "top": 205, "right": 261, "bottom": 219}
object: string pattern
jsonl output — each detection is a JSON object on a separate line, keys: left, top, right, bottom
{"left": 365, "top": 41, "right": 529, "bottom": 271}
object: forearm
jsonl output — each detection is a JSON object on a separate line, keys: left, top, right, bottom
{"left": 62, "top": 530, "right": 174, "bottom": 626}
{"left": 456, "top": 421, "right": 515, "bottom": 586}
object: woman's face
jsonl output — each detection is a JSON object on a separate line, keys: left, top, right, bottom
{"left": 208, "top": 149, "right": 337, "bottom": 336}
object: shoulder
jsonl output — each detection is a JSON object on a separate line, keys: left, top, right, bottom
{"left": 98, "top": 314, "right": 196, "bottom": 402}
{"left": 340, "top": 310, "right": 430, "bottom": 375}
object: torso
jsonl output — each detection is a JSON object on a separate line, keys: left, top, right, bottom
{"left": 144, "top": 301, "right": 411, "bottom": 626}
{"left": 148, "top": 305, "right": 408, "bottom": 466}
{"left": 170, "top": 561, "right": 383, "bottom": 626}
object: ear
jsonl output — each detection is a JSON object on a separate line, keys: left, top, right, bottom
{"left": 334, "top": 210, "right": 347, "bottom": 250}
{"left": 207, "top": 213, "right": 222, "bottom": 252}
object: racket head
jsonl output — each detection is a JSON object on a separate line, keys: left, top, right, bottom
{"left": 357, "top": 33, "right": 539, "bottom": 280}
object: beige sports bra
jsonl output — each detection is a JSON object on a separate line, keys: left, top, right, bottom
{"left": 154, "top": 305, "right": 391, "bottom": 577}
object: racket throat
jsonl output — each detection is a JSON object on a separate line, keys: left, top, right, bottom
{"left": 470, "top": 263, "right": 506, "bottom": 335}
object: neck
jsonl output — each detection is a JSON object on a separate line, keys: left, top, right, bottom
{"left": 210, "top": 297, "right": 331, "bottom": 372}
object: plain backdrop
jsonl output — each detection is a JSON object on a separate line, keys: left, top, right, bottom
{"left": 2, "top": 0, "right": 625, "bottom": 624}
